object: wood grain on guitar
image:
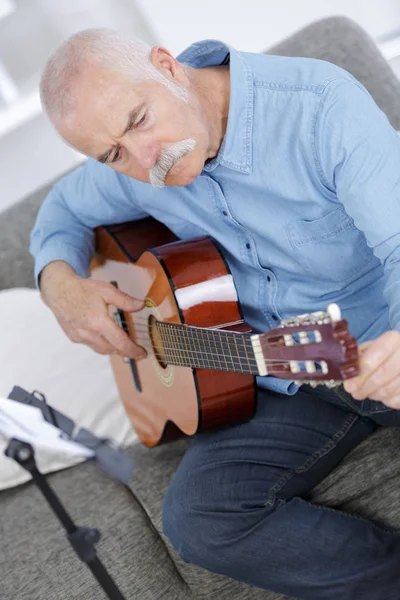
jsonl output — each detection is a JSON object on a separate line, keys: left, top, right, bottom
{"left": 91, "top": 217, "right": 359, "bottom": 447}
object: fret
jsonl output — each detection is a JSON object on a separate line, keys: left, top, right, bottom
{"left": 192, "top": 328, "right": 206, "bottom": 369}
{"left": 198, "top": 328, "right": 238, "bottom": 371}
{"left": 170, "top": 323, "right": 178, "bottom": 364}
{"left": 241, "top": 335, "right": 253, "bottom": 372}
{"left": 181, "top": 321, "right": 191, "bottom": 368}
{"left": 202, "top": 330, "right": 214, "bottom": 369}
{"left": 205, "top": 327, "right": 214, "bottom": 371}
{"left": 228, "top": 336, "right": 240, "bottom": 367}
{"left": 209, "top": 329, "right": 254, "bottom": 372}
{"left": 161, "top": 324, "right": 172, "bottom": 363}
{"left": 158, "top": 324, "right": 169, "bottom": 363}
{"left": 233, "top": 334, "right": 244, "bottom": 372}
{"left": 246, "top": 337, "right": 259, "bottom": 373}
{"left": 204, "top": 327, "right": 213, "bottom": 370}
{"left": 176, "top": 327, "right": 185, "bottom": 365}
{"left": 187, "top": 326, "right": 198, "bottom": 367}
{"left": 184, "top": 326, "right": 206, "bottom": 369}
{"left": 220, "top": 330, "right": 235, "bottom": 371}
{"left": 194, "top": 327, "right": 220, "bottom": 371}
{"left": 217, "top": 331, "right": 229, "bottom": 371}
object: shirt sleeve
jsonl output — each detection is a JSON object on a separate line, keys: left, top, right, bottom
{"left": 30, "top": 158, "right": 149, "bottom": 285}
{"left": 315, "top": 77, "right": 400, "bottom": 331}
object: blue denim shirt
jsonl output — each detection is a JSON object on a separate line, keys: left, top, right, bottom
{"left": 30, "top": 40, "right": 400, "bottom": 395}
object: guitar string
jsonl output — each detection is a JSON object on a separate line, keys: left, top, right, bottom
{"left": 102, "top": 313, "right": 330, "bottom": 368}
{"left": 112, "top": 326, "right": 316, "bottom": 347}
{"left": 107, "top": 329, "right": 330, "bottom": 370}
{"left": 115, "top": 316, "right": 323, "bottom": 336}
{"left": 112, "top": 340, "right": 326, "bottom": 366}
{"left": 114, "top": 313, "right": 328, "bottom": 325}
{"left": 109, "top": 326, "right": 324, "bottom": 363}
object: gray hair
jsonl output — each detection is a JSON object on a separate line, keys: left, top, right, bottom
{"left": 40, "top": 28, "right": 188, "bottom": 124}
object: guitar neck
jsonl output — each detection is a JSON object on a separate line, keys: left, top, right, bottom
{"left": 155, "top": 321, "right": 262, "bottom": 375}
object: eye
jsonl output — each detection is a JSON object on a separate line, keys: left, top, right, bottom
{"left": 135, "top": 111, "right": 147, "bottom": 128}
{"left": 111, "top": 148, "right": 122, "bottom": 163}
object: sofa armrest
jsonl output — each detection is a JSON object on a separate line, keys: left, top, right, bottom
{"left": 0, "top": 181, "right": 63, "bottom": 291}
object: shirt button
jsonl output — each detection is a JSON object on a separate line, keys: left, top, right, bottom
{"left": 267, "top": 275, "right": 271, "bottom": 282}
{"left": 246, "top": 243, "right": 251, "bottom": 249}
{"left": 272, "top": 314, "right": 279, "bottom": 321}
{"left": 222, "top": 210, "right": 228, "bottom": 216}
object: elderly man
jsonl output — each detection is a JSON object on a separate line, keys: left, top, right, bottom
{"left": 31, "top": 28, "right": 400, "bottom": 599}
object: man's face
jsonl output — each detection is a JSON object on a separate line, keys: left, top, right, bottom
{"left": 58, "top": 57, "right": 210, "bottom": 188}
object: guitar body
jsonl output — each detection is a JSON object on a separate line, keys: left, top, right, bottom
{"left": 91, "top": 218, "right": 256, "bottom": 447}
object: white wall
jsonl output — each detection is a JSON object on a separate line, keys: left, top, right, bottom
{"left": 0, "top": 115, "right": 84, "bottom": 213}
{"left": 136, "top": 0, "right": 400, "bottom": 55}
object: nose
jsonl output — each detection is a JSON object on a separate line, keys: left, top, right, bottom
{"left": 125, "top": 138, "right": 160, "bottom": 170}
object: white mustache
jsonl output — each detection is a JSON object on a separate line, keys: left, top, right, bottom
{"left": 149, "top": 138, "right": 196, "bottom": 188}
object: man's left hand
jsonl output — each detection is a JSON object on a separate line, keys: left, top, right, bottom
{"left": 343, "top": 330, "right": 400, "bottom": 409}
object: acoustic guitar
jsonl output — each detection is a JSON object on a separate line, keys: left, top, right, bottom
{"left": 91, "top": 217, "right": 359, "bottom": 447}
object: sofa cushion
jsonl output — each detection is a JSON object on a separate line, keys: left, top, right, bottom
{"left": 0, "top": 453, "right": 192, "bottom": 600}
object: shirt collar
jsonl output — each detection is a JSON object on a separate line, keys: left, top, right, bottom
{"left": 177, "top": 40, "right": 254, "bottom": 174}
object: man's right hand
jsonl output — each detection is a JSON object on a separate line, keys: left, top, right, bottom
{"left": 40, "top": 261, "right": 147, "bottom": 359}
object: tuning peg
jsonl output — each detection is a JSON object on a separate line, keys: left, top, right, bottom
{"left": 327, "top": 303, "right": 341, "bottom": 322}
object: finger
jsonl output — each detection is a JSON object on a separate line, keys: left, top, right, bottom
{"left": 379, "top": 395, "right": 400, "bottom": 410}
{"left": 354, "top": 346, "right": 400, "bottom": 400}
{"left": 344, "top": 332, "right": 399, "bottom": 394}
{"left": 357, "top": 340, "right": 375, "bottom": 353}
{"left": 101, "top": 315, "right": 147, "bottom": 359}
{"left": 87, "top": 341, "right": 116, "bottom": 356}
{"left": 103, "top": 286, "right": 144, "bottom": 313}
{"left": 368, "top": 373, "right": 400, "bottom": 407}
{"left": 77, "top": 330, "right": 117, "bottom": 355}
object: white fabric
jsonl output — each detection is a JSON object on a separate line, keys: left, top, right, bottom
{"left": 0, "top": 288, "right": 137, "bottom": 490}
{"left": 0, "top": 398, "right": 95, "bottom": 458}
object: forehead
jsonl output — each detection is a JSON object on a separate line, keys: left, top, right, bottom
{"left": 58, "top": 67, "right": 145, "bottom": 153}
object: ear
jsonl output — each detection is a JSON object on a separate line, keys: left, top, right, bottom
{"left": 150, "top": 46, "right": 188, "bottom": 85}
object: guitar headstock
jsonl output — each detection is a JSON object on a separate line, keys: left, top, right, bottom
{"left": 256, "top": 304, "right": 359, "bottom": 387}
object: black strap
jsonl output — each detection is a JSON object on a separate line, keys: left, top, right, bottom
{"left": 5, "top": 438, "right": 127, "bottom": 600}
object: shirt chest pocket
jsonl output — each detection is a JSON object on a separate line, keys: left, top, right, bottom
{"left": 285, "top": 208, "right": 375, "bottom": 284}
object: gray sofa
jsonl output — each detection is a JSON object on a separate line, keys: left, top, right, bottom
{"left": 1, "top": 16, "right": 400, "bottom": 600}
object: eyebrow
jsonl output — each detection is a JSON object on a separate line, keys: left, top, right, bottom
{"left": 96, "top": 103, "right": 144, "bottom": 163}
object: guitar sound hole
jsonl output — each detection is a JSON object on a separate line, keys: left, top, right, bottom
{"left": 148, "top": 315, "right": 168, "bottom": 369}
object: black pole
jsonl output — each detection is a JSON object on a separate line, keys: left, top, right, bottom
{"left": 5, "top": 438, "right": 127, "bottom": 600}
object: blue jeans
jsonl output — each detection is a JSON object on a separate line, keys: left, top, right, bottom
{"left": 162, "top": 385, "right": 400, "bottom": 599}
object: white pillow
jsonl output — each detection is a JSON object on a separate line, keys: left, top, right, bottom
{"left": 0, "top": 288, "right": 137, "bottom": 490}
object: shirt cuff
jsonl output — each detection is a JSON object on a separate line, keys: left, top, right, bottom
{"left": 34, "top": 247, "right": 90, "bottom": 288}
{"left": 257, "top": 375, "right": 299, "bottom": 396}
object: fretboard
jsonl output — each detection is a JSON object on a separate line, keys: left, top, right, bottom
{"left": 156, "top": 321, "right": 260, "bottom": 374}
